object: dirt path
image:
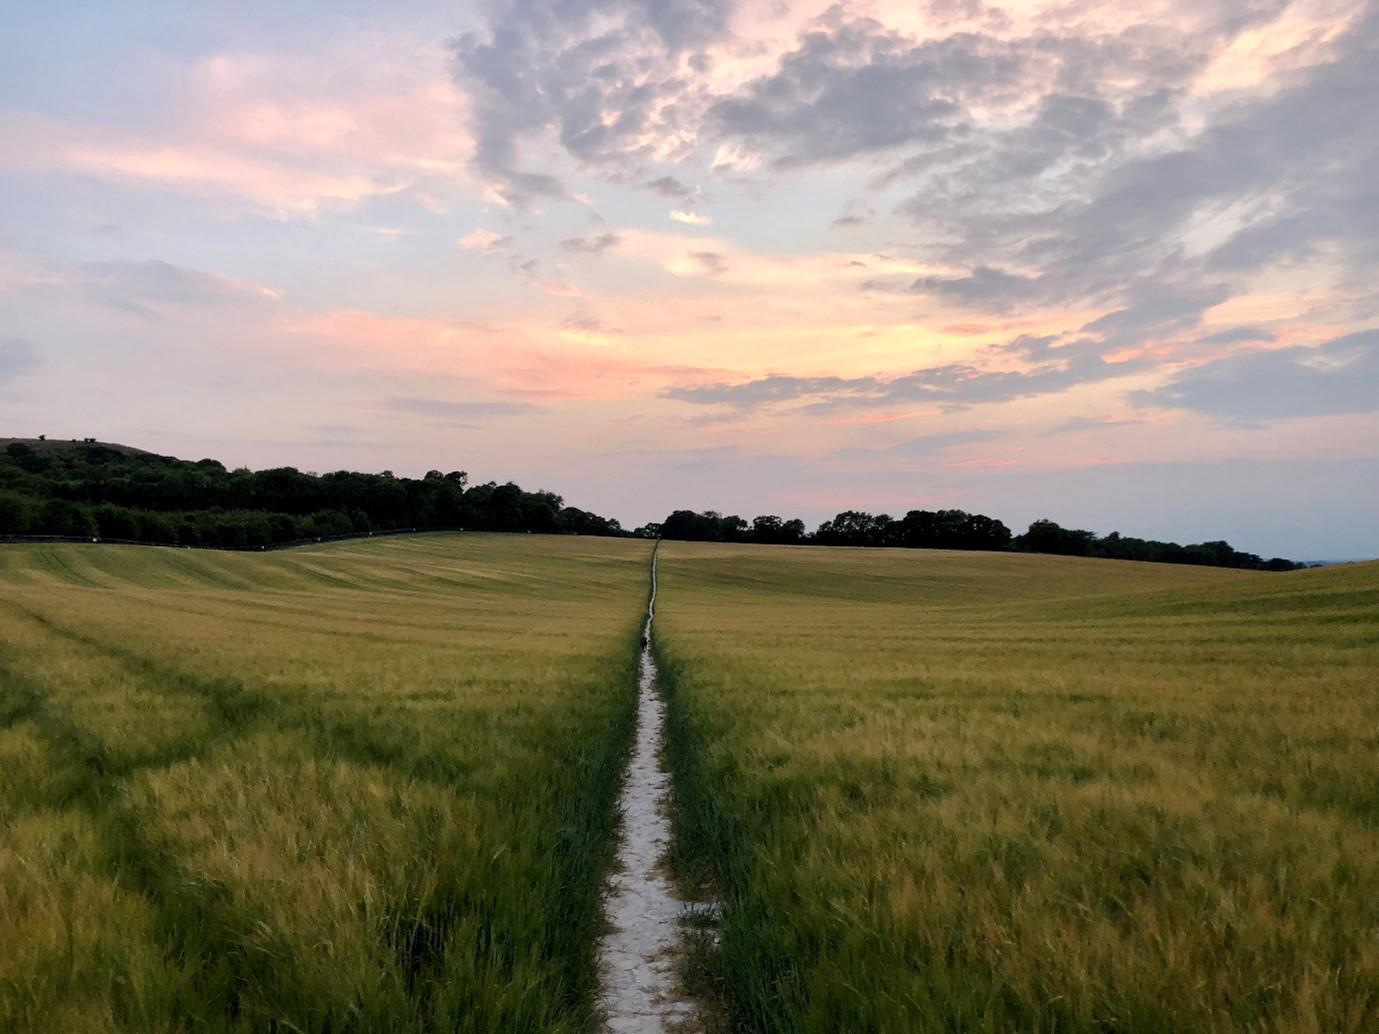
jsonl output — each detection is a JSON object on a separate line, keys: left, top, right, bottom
{"left": 597, "top": 543, "right": 702, "bottom": 1033}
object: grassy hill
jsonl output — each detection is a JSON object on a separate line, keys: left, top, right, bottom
{"left": 0, "top": 437, "right": 154, "bottom": 456}
{"left": 0, "top": 438, "right": 624, "bottom": 546}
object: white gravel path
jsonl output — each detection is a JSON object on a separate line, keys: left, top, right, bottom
{"left": 597, "top": 544, "right": 702, "bottom": 1033}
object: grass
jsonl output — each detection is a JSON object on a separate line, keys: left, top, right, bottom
{"left": 6, "top": 532, "right": 1377, "bottom": 1031}
{"left": 653, "top": 543, "right": 1379, "bottom": 1033}
{"left": 0, "top": 532, "right": 652, "bottom": 1032}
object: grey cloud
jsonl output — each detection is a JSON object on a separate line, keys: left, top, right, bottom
{"left": 958, "top": 10, "right": 1374, "bottom": 305}
{"left": 824, "top": 7, "right": 1379, "bottom": 356}
{"left": 1204, "top": 212, "right": 1331, "bottom": 271}
{"left": 467, "top": 233, "right": 573, "bottom": 291}
{"left": 1199, "top": 325, "right": 1276, "bottom": 346}
{"left": 709, "top": 15, "right": 999, "bottom": 167}
{"left": 1080, "top": 282, "right": 1231, "bottom": 348}
{"left": 451, "top": 0, "right": 732, "bottom": 205}
{"left": 710, "top": 8, "right": 1218, "bottom": 177}
{"left": 664, "top": 333, "right": 1146, "bottom": 413}
{"left": 890, "top": 429, "right": 1003, "bottom": 455}
{"left": 690, "top": 251, "right": 726, "bottom": 275}
{"left": 910, "top": 266, "right": 1043, "bottom": 311}
{"left": 77, "top": 259, "right": 273, "bottom": 319}
{"left": 643, "top": 175, "right": 695, "bottom": 199}
{"left": 1132, "top": 330, "right": 1379, "bottom": 422}
{"left": 560, "top": 231, "right": 621, "bottom": 255}
{"left": 832, "top": 200, "right": 876, "bottom": 228}
{"left": 1045, "top": 415, "right": 1146, "bottom": 435}
{"left": 0, "top": 338, "right": 42, "bottom": 382}
{"left": 448, "top": 0, "right": 1378, "bottom": 390}
{"left": 561, "top": 312, "right": 623, "bottom": 334}
{"left": 665, "top": 373, "right": 863, "bottom": 409}
{"left": 385, "top": 396, "right": 540, "bottom": 421}
{"left": 636, "top": 0, "right": 732, "bottom": 49}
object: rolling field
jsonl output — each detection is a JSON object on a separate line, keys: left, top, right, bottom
{"left": 0, "top": 533, "right": 652, "bottom": 1032}
{"left": 654, "top": 544, "right": 1379, "bottom": 1033}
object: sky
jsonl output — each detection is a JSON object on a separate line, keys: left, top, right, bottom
{"left": 1, "top": 0, "right": 1376, "bottom": 558}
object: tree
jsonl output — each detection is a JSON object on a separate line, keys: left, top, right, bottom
{"left": 752, "top": 515, "right": 783, "bottom": 543}
{"left": 815, "top": 511, "right": 894, "bottom": 547}
{"left": 0, "top": 490, "right": 36, "bottom": 534}
{"left": 1015, "top": 519, "right": 1096, "bottom": 556}
{"left": 899, "top": 509, "right": 1012, "bottom": 551}
{"left": 660, "top": 510, "right": 721, "bottom": 541}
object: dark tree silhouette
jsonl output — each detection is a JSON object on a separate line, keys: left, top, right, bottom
{"left": 0, "top": 442, "right": 623, "bottom": 548}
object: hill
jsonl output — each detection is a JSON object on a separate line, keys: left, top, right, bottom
{"left": 0, "top": 438, "right": 623, "bottom": 548}
{"left": 0, "top": 437, "right": 155, "bottom": 456}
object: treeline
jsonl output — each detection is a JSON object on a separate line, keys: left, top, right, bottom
{"left": 637, "top": 508, "right": 1299, "bottom": 571}
{"left": 2, "top": 440, "right": 1298, "bottom": 569}
{"left": 0, "top": 441, "right": 623, "bottom": 549}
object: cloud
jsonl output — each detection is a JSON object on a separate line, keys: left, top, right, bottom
{"left": 1045, "top": 415, "right": 1146, "bottom": 435}
{"left": 0, "top": 42, "right": 474, "bottom": 215}
{"left": 6, "top": 257, "right": 282, "bottom": 320}
{"left": 560, "top": 312, "right": 623, "bottom": 335}
{"left": 439, "top": 0, "right": 1378, "bottom": 380}
{"left": 560, "top": 232, "right": 621, "bottom": 255}
{"left": 908, "top": 266, "right": 1043, "bottom": 311}
{"left": 83, "top": 260, "right": 278, "bottom": 312}
{"left": 708, "top": 14, "right": 982, "bottom": 168}
{"left": 1199, "top": 325, "right": 1277, "bottom": 346}
{"left": 664, "top": 333, "right": 1146, "bottom": 413}
{"left": 690, "top": 251, "right": 727, "bottom": 275}
{"left": 449, "top": 0, "right": 732, "bottom": 205}
{"left": 1133, "top": 329, "right": 1379, "bottom": 422}
{"left": 1079, "top": 282, "right": 1232, "bottom": 348}
{"left": 893, "top": 6, "right": 1379, "bottom": 324}
{"left": 0, "top": 338, "right": 42, "bottom": 383}
{"left": 831, "top": 200, "right": 876, "bottom": 230}
{"left": 643, "top": 175, "right": 695, "bottom": 199}
{"left": 458, "top": 228, "right": 509, "bottom": 251}
{"left": 456, "top": 229, "right": 581, "bottom": 295}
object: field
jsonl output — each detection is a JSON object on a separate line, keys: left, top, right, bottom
{"left": 4, "top": 533, "right": 1377, "bottom": 1033}
{"left": 0, "top": 533, "right": 652, "bottom": 1032}
{"left": 653, "top": 544, "right": 1379, "bottom": 1033}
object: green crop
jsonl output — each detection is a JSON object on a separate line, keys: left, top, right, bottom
{"left": 654, "top": 543, "right": 1379, "bottom": 1033}
{"left": 0, "top": 533, "right": 652, "bottom": 1032}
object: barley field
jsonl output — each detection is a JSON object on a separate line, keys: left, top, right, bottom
{"left": 0, "top": 533, "right": 652, "bottom": 1032}
{"left": 654, "top": 544, "right": 1379, "bottom": 1033}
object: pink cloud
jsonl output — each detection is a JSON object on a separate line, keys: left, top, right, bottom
{"left": 0, "top": 38, "right": 474, "bottom": 215}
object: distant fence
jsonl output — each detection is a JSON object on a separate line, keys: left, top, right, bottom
{"left": 0, "top": 527, "right": 466, "bottom": 554}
